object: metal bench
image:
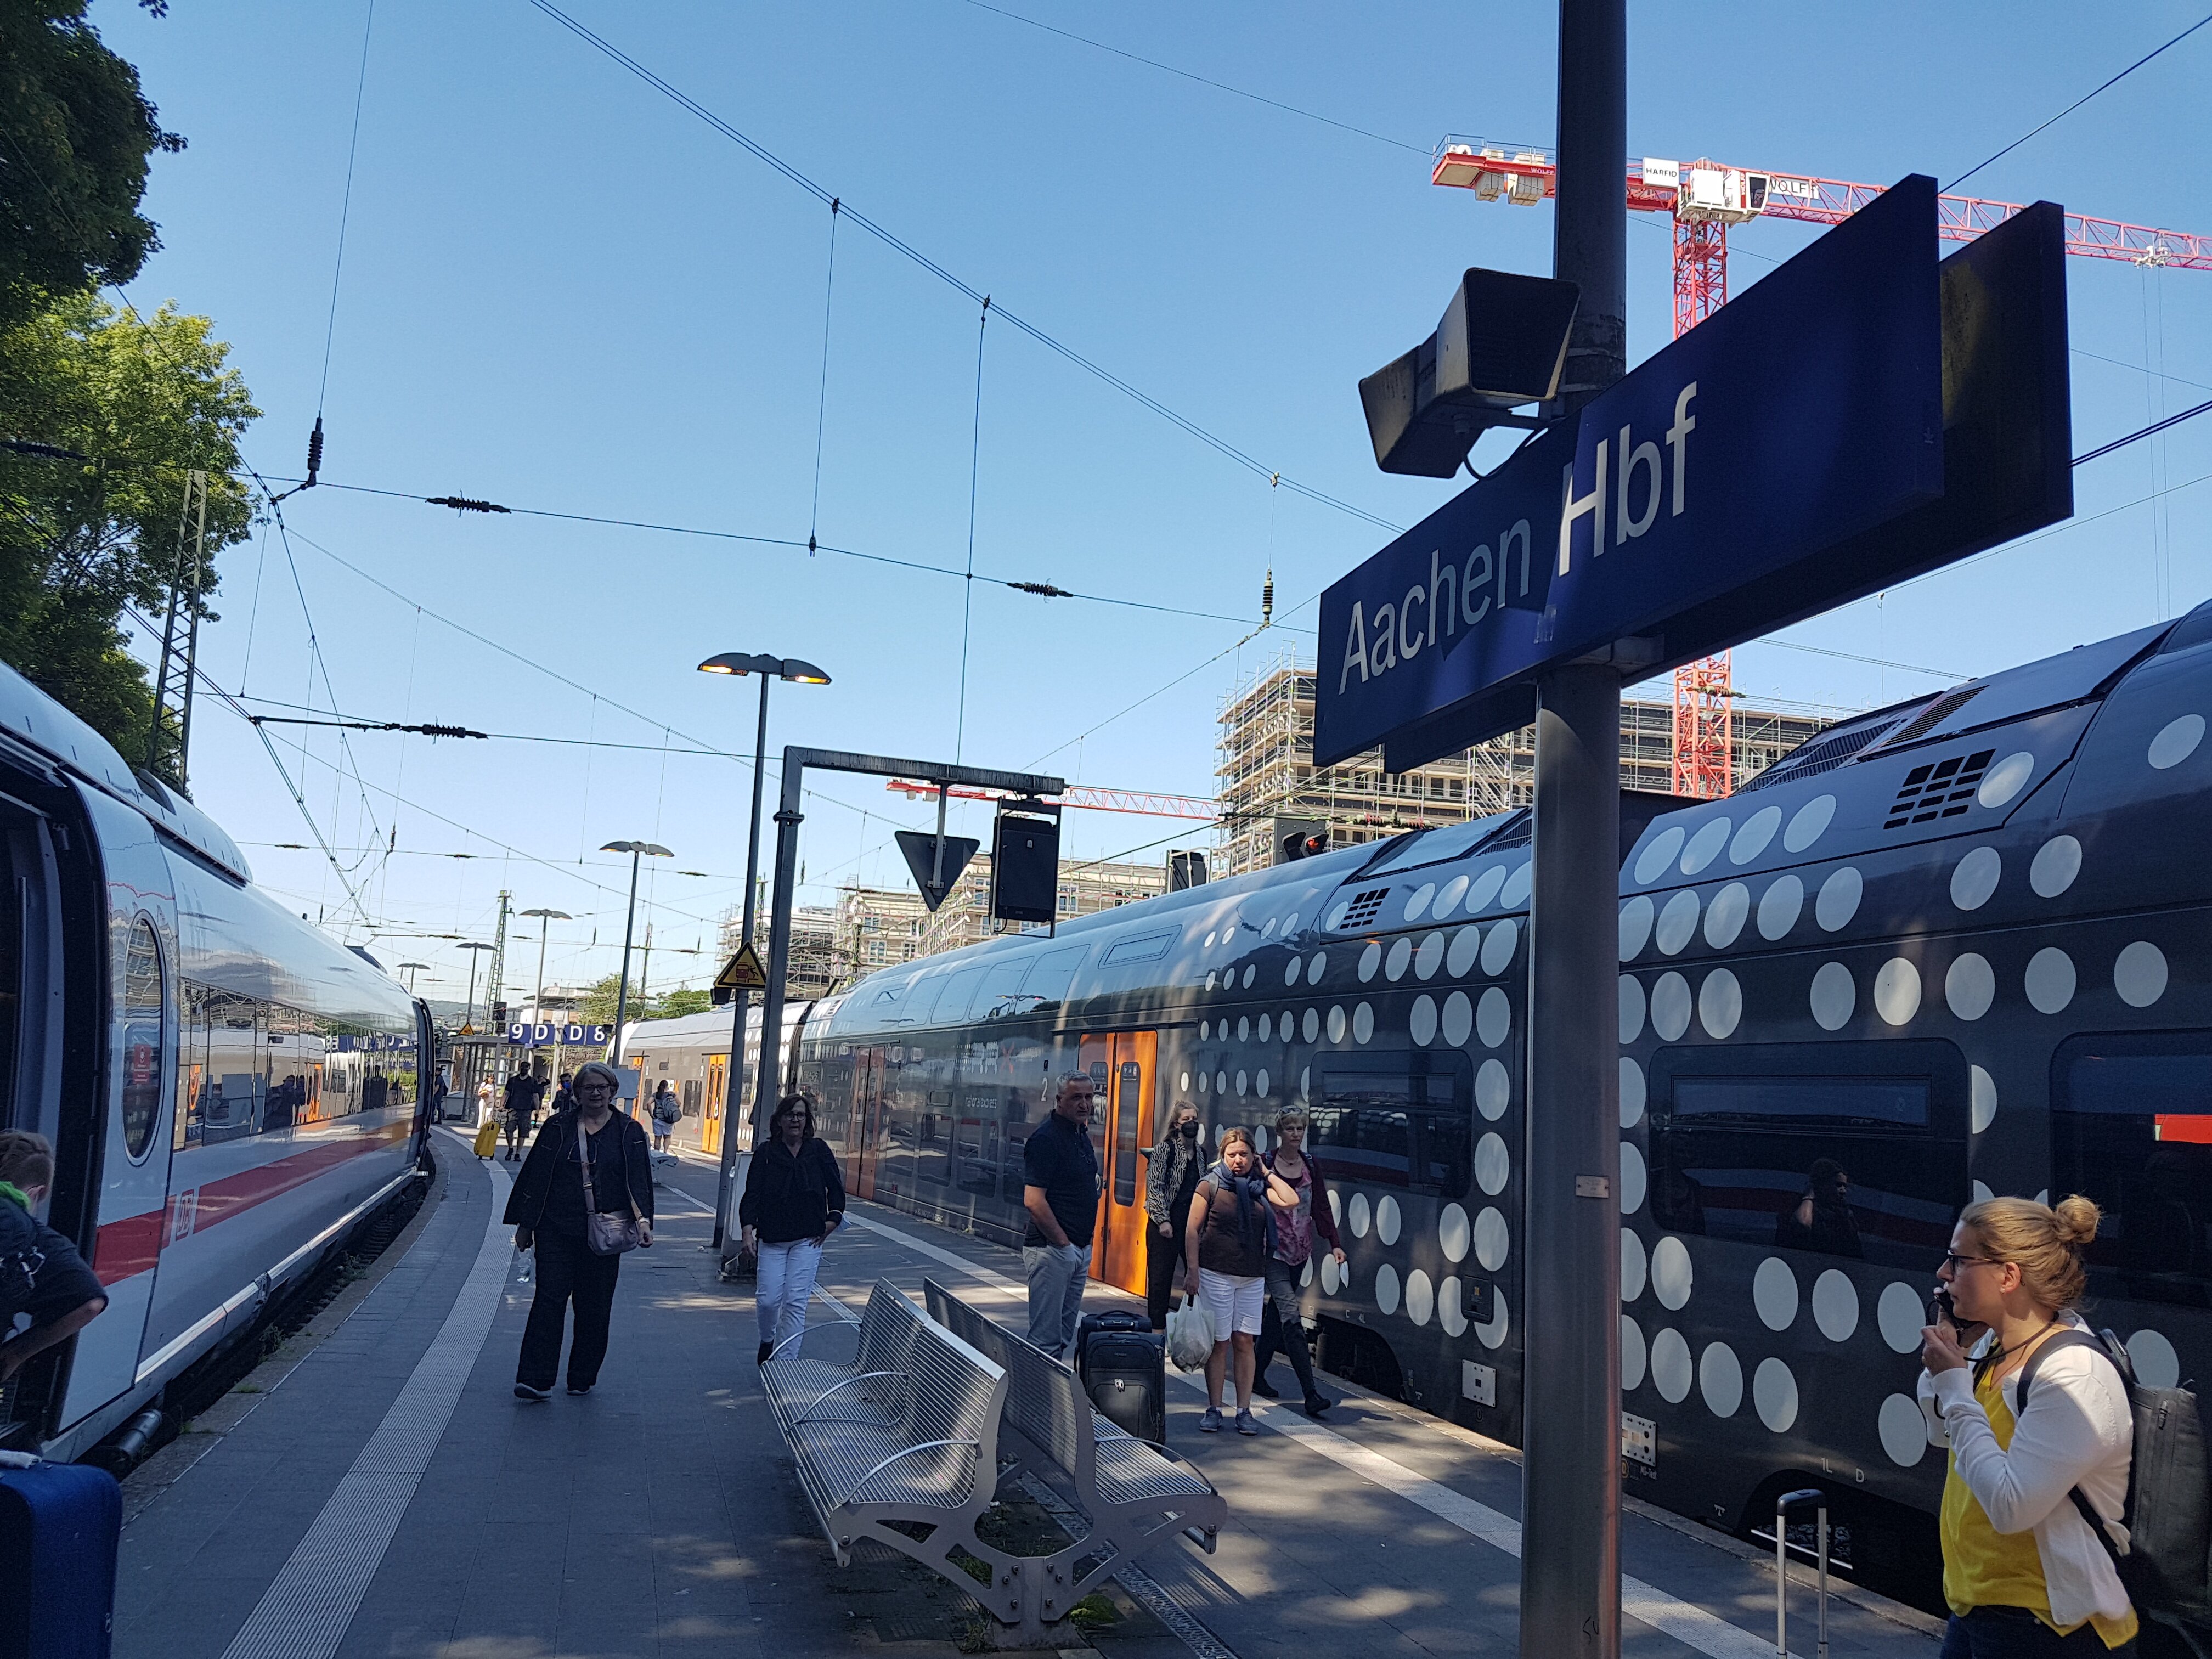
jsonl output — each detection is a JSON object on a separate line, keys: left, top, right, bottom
{"left": 760, "top": 1279, "right": 926, "bottom": 1432}
{"left": 922, "top": 1279, "right": 1224, "bottom": 1578}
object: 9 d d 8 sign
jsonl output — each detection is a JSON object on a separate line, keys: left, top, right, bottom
{"left": 1312, "top": 173, "right": 2071, "bottom": 771}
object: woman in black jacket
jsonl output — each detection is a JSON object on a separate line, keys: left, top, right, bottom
{"left": 738, "top": 1094, "right": 845, "bottom": 1364}
{"left": 505, "top": 1062, "right": 654, "bottom": 1399}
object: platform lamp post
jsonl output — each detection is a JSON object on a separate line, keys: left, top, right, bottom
{"left": 601, "top": 842, "right": 672, "bottom": 1068}
{"left": 697, "top": 651, "right": 832, "bottom": 1250}
{"left": 519, "top": 908, "right": 571, "bottom": 1079}
{"left": 398, "top": 961, "right": 429, "bottom": 994}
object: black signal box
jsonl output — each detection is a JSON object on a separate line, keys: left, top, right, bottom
{"left": 990, "top": 811, "right": 1060, "bottom": 925}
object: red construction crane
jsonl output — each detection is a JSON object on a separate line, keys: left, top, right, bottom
{"left": 1432, "top": 136, "right": 2212, "bottom": 797}
{"left": 886, "top": 780, "right": 1219, "bottom": 821}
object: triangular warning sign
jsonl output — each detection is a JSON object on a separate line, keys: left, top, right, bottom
{"left": 715, "top": 943, "right": 769, "bottom": 992}
{"left": 895, "top": 830, "right": 979, "bottom": 912}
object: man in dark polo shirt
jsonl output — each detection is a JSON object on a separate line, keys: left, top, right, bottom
{"left": 1020, "top": 1074, "right": 1099, "bottom": 1359}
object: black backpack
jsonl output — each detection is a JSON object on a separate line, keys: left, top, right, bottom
{"left": 2017, "top": 1328, "right": 2212, "bottom": 1650}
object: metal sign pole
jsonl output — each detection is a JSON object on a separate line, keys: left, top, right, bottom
{"left": 1520, "top": 1, "right": 1627, "bottom": 1656}
{"left": 752, "top": 753, "right": 808, "bottom": 1124}
{"left": 714, "top": 673, "right": 773, "bottom": 1251}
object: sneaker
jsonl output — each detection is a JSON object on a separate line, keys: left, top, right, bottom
{"left": 514, "top": 1383, "right": 550, "bottom": 1402}
{"left": 757, "top": 1341, "right": 775, "bottom": 1365}
{"left": 1251, "top": 1373, "right": 1280, "bottom": 1401}
{"left": 1234, "top": 1409, "right": 1260, "bottom": 1436}
{"left": 566, "top": 1384, "right": 594, "bottom": 1396}
{"left": 1198, "top": 1407, "right": 1223, "bottom": 1433}
{"left": 1302, "top": 1393, "right": 1336, "bottom": 1418}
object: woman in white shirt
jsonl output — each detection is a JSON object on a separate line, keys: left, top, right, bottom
{"left": 1919, "top": 1195, "right": 2137, "bottom": 1656}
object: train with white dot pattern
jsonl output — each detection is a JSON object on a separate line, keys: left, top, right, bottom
{"left": 779, "top": 600, "right": 2212, "bottom": 1598}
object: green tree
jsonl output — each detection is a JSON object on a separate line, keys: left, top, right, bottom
{"left": 0, "top": 1, "right": 183, "bottom": 332}
{"left": 0, "top": 291, "right": 259, "bottom": 769}
{"left": 653, "top": 987, "right": 712, "bottom": 1019}
{"left": 577, "top": 975, "right": 713, "bottom": 1023}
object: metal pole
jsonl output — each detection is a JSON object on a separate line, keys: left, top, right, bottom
{"left": 713, "top": 673, "right": 772, "bottom": 1251}
{"left": 752, "top": 749, "right": 805, "bottom": 1126}
{"left": 612, "top": 849, "right": 641, "bottom": 1063}
{"left": 1519, "top": 2, "right": 1627, "bottom": 1657}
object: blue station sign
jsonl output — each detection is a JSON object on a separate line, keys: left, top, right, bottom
{"left": 1315, "top": 174, "right": 2033, "bottom": 770}
{"left": 506, "top": 1021, "right": 612, "bottom": 1047}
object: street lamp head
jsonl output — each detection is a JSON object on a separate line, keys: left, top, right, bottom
{"left": 697, "top": 651, "right": 832, "bottom": 686}
{"left": 779, "top": 657, "right": 832, "bottom": 685}
{"left": 519, "top": 907, "right": 572, "bottom": 921}
{"left": 399, "top": 961, "right": 430, "bottom": 970}
{"left": 601, "top": 840, "right": 674, "bottom": 857}
{"left": 457, "top": 942, "right": 496, "bottom": 953}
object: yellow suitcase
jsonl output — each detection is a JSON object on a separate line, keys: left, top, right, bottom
{"left": 473, "top": 1120, "right": 500, "bottom": 1159}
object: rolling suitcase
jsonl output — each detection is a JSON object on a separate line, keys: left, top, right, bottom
{"left": 0, "top": 1454, "right": 122, "bottom": 1659}
{"left": 1075, "top": 1310, "right": 1166, "bottom": 1444}
{"left": 473, "top": 1120, "right": 500, "bottom": 1159}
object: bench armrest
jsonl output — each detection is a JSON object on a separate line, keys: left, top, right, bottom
{"left": 791, "top": 1370, "right": 910, "bottom": 1424}
{"left": 1121, "top": 1438, "right": 1222, "bottom": 1498}
{"left": 835, "top": 1437, "right": 980, "bottom": 1504}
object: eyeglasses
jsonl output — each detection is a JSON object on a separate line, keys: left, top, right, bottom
{"left": 1940, "top": 1251, "right": 2002, "bottom": 1273}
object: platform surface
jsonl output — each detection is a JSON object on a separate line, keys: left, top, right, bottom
{"left": 112, "top": 1129, "right": 1944, "bottom": 1658}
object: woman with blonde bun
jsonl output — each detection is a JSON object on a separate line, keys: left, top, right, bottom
{"left": 1920, "top": 1195, "right": 2138, "bottom": 1656}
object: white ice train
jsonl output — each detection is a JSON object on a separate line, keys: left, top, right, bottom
{"left": 0, "top": 662, "right": 430, "bottom": 1462}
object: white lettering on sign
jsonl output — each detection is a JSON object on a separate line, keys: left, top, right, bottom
{"left": 1765, "top": 175, "right": 1822, "bottom": 201}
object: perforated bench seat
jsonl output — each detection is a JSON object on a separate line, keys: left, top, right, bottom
{"left": 787, "top": 1418, "right": 984, "bottom": 1510}
{"left": 1091, "top": 1435, "right": 1218, "bottom": 1509}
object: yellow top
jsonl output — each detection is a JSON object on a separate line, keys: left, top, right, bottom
{"left": 1941, "top": 1362, "right": 2139, "bottom": 1649}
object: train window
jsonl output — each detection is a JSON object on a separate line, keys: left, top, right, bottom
{"left": 1022, "top": 945, "right": 1088, "bottom": 1013}
{"left": 2052, "top": 1031, "right": 2212, "bottom": 1307}
{"left": 1308, "top": 1052, "right": 1473, "bottom": 1197}
{"left": 918, "top": 1090, "right": 952, "bottom": 1186}
{"left": 975, "top": 955, "right": 1039, "bottom": 1022}
{"left": 1647, "top": 1041, "right": 1969, "bottom": 1271}
{"left": 957, "top": 1092, "right": 1000, "bottom": 1198}
{"left": 1113, "top": 1060, "right": 1143, "bottom": 1206}
{"left": 916, "top": 967, "right": 985, "bottom": 1026}
{"left": 120, "top": 918, "right": 163, "bottom": 1161}
{"left": 1101, "top": 929, "right": 1177, "bottom": 967}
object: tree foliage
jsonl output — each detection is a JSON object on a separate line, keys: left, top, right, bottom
{"left": 577, "top": 974, "right": 714, "bottom": 1023}
{"left": 0, "top": 291, "right": 259, "bottom": 766}
{"left": 0, "top": 0, "right": 184, "bottom": 333}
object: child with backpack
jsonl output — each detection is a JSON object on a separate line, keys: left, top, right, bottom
{"left": 1920, "top": 1194, "right": 2144, "bottom": 1655}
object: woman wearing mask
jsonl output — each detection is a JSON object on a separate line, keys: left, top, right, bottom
{"left": 1250, "top": 1108, "right": 1342, "bottom": 1417}
{"left": 1183, "top": 1127, "right": 1300, "bottom": 1435}
{"left": 1919, "top": 1195, "right": 2137, "bottom": 1656}
{"left": 1143, "top": 1103, "right": 1205, "bottom": 1330}
{"left": 739, "top": 1094, "right": 846, "bottom": 1364}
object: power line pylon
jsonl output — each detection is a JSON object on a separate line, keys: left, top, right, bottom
{"left": 146, "top": 469, "right": 210, "bottom": 791}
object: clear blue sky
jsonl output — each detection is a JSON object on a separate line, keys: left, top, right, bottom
{"left": 95, "top": 1, "right": 2212, "bottom": 1007}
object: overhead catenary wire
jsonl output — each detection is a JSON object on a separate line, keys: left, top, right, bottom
{"left": 955, "top": 297, "right": 989, "bottom": 764}
{"left": 810, "top": 199, "right": 840, "bottom": 548}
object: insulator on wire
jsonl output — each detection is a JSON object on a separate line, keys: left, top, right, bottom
{"left": 1262, "top": 568, "right": 1274, "bottom": 625}
{"left": 426, "top": 495, "right": 510, "bottom": 515}
{"left": 305, "top": 416, "right": 325, "bottom": 486}
{"left": 1008, "top": 580, "right": 1073, "bottom": 599}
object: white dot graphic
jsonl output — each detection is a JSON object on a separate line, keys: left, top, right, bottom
{"left": 1621, "top": 1228, "right": 1647, "bottom": 1301}
{"left": 1971, "top": 1065, "right": 1997, "bottom": 1133}
{"left": 1217, "top": 1071, "right": 1229, "bottom": 1096}
{"left": 1877, "top": 1282, "right": 1926, "bottom": 1353}
{"left": 1500, "top": 862, "right": 1532, "bottom": 910}
{"left": 1303, "top": 1007, "right": 1320, "bottom": 1043}
{"left": 1481, "top": 919, "right": 1519, "bottom": 976}
{"left": 1328, "top": 1189, "right": 1341, "bottom": 1227}
{"left": 1198, "top": 1073, "right": 1210, "bottom": 1096}
{"left": 1473, "top": 1206, "right": 1509, "bottom": 1271}
{"left": 1978, "top": 751, "right": 2035, "bottom": 808}
{"left": 1635, "top": 827, "right": 1686, "bottom": 885}
{"left": 2129, "top": 1329, "right": 2181, "bottom": 1389}
{"left": 1620, "top": 974, "right": 1646, "bottom": 1044}
{"left": 1285, "top": 958, "right": 1302, "bottom": 988}
{"left": 1477, "top": 987, "right": 1511, "bottom": 1048}
{"left": 1376, "top": 1195, "right": 1401, "bottom": 1246}
{"left": 1620, "top": 896, "right": 1655, "bottom": 961}
{"left": 1204, "top": 930, "right": 1217, "bottom": 949}
{"left": 1438, "top": 1203, "right": 1471, "bottom": 1262}
{"left": 1321, "top": 1253, "right": 1341, "bottom": 1294}
{"left": 1405, "top": 884, "right": 1435, "bottom": 924}
{"left": 2030, "top": 834, "right": 2083, "bottom": 898}
{"left": 1700, "top": 1342, "right": 1743, "bottom": 1418}
{"left": 1358, "top": 942, "right": 1381, "bottom": 983}
{"left": 1474, "top": 1132, "right": 1509, "bottom": 1195}
{"left": 1262, "top": 918, "right": 1277, "bottom": 939}
{"left": 1973, "top": 1179, "right": 1994, "bottom": 1205}
{"left": 1308, "top": 952, "right": 1326, "bottom": 985}
{"left": 1440, "top": 1277, "right": 1468, "bottom": 1338}
{"left": 1448, "top": 927, "right": 1482, "bottom": 978}
{"left": 1784, "top": 794, "right": 1837, "bottom": 853}
{"left": 1758, "top": 874, "right": 1805, "bottom": 941}
{"left": 1816, "top": 866, "right": 1864, "bottom": 931}
{"left": 1947, "top": 953, "right": 1995, "bottom": 1022}
{"left": 1375, "top": 1263, "right": 1400, "bottom": 1316}
{"left": 1328, "top": 1006, "right": 1347, "bottom": 1043}
{"left": 1325, "top": 903, "right": 1348, "bottom": 931}
{"left": 1655, "top": 890, "right": 1701, "bottom": 956}
{"left": 1242, "top": 965, "right": 1255, "bottom": 989}
{"left": 1436, "top": 875, "right": 1469, "bottom": 917}
{"left": 1300, "top": 1067, "right": 1311, "bottom": 1102}
{"left": 1810, "top": 962, "right": 1855, "bottom": 1030}
{"left": 1950, "top": 846, "right": 2002, "bottom": 911}
{"left": 1753, "top": 1257, "right": 1798, "bottom": 1331}
{"left": 1238, "top": 1015, "right": 1250, "bottom": 1043}
{"left": 1682, "top": 817, "right": 1731, "bottom": 876}
{"left": 1705, "top": 883, "right": 1751, "bottom": 949}
{"left": 1200, "top": 1019, "right": 1211, "bottom": 1041}
{"left": 1622, "top": 1316, "right": 1647, "bottom": 1391}
{"left": 1620, "top": 1057, "right": 1646, "bottom": 1128}
{"left": 2150, "top": 714, "right": 2205, "bottom": 770}
{"left": 1348, "top": 1193, "right": 1371, "bottom": 1237}
{"left": 1754, "top": 1358, "right": 1798, "bottom": 1433}
{"left": 1650, "top": 972, "right": 1692, "bottom": 1041}
{"left": 1619, "top": 1141, "right": 1646, "bottom": 1215}
{"left": 1650, "top": 1328, "right": 1692, "bottom": 1402}
{"left": 1475, "top": 1285, "right": 1509, "bottom": 1349}
{"left": 1476, "top": 1058, "right": 1509, "bottom": 1119}
{"left": 2025, "top": 947, "right": 2076, "bottom": 1014}
{"left": 1256, "top": 1069, "right": 1269, "bottom": 1097}
{"left": 1386, "top": 938, "right": 1413, "bottom": 982}
{"left": 1874, "top": 958, "right": 1922, "bottom": 1026}
{"left": 1442, "top": 990, "right": 1473, "bottom": 1047}
{"left": 1467, "top": 865, "right": 1508, "bottom": 913}
{"left": 1301, "top": 1258, "right": 1313, "bottom": 1289}
{"left": 1404, "top": 1268, "right": 1435, "bottom": 1327}
{"left": 1410, "top": 995, "right": 1438, "bottom": 1046}
{"left": 1699, "top": 969, "right": 1743, "bottom": 1039}
{"left": 1879, "top": 1394, "right": 1928, "bottom": 1466}
{"left": 1651, "top": 1236, "right": 1693, "bottom": 1310}
{"left": 2115, "top": 941, "right": 2169, "bottom": 1008}
{"left": 1731, "top": 805, "right": 1783, "bottom": 865}
{"left": 1179, "top": 1071, "right": 1190, "bottom": 1092}
{"left": 1812, "top": 1269, "right": 1860, "bottom": 1341}
{"left": 1415, "top": 932, "right": 1447, "bottom": 981}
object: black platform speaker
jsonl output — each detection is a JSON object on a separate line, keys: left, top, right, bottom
{"left": 990, "top": 811, "right": 1060, "bottom": 925}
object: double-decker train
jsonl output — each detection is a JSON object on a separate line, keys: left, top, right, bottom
{"left": 0, "top": 663, "right": 431, "bottom": 1461}
{"left": 626, "top": 596, "right": 2212, "bottom": 1596}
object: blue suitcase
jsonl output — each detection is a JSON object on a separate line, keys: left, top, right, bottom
{"left": 0, "top": 1457, "right": 121, "bottom": 1659}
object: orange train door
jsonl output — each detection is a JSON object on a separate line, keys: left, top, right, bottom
{"left": 1080, "top": 1031, "right": 1157, "bottom": 1296}
{"left": 702, "top": 1054, "right": 727, "bottom": 1156}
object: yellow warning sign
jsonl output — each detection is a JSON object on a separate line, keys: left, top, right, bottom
{"left": 715, "top": 943, "right": 768, "bottom": 992}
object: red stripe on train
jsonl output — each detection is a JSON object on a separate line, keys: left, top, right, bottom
{"left": 92, "top": 1121, "right": 411, "bottom": 1286}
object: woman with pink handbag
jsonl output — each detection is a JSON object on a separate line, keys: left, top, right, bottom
{"left": 506, "top": 1060, "right": 654, "bottom": 1400}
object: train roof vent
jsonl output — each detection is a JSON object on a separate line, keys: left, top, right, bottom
{"left": 1875, "top": 685, "right": 1985, "bottom": 751}
{"left": 1883, "top": 748, "right": 1996, "bottom": 828}
{"left": 1737, "top": 718, "right": 1900, "bottom": 792}
{"left": 1336, "top": 887, "right": 1392, "bottom": 932}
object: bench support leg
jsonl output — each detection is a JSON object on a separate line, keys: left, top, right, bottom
{"left": 1000, "top": 1557, "right": 1080, "bottom": 1650}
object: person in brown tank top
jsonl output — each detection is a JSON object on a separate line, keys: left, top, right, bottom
{"left": 1182, "top": 1127, "right": 1300, "bottom": 1434}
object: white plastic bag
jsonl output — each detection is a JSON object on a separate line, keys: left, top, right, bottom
{"left": 1165, "top": 1299, "right": 1215, "bottom": 1372}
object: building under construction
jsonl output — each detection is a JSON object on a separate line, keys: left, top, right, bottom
{"left": 1215, "top": 657, "right": 1832, "bottom": 876}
